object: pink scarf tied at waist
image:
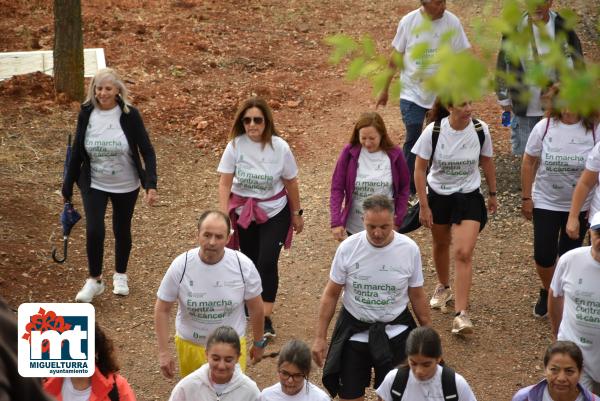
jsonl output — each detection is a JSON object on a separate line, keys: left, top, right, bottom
{"left": 227, "top": 188, "right": 293, "bottom": 250}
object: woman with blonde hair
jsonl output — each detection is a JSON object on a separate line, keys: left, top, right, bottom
{"left": 62, "top": 68, "right": 158, "bottom": 303}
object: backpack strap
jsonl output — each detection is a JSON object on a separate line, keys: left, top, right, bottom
{"left": 108, "top": 374, "right": 119, "bottom": 401}
{"left": 472, "top": 118, "right": 485, "bottom": 150}
{"left": 429, "top": 120, "right": 442, "bottom": 169}
{"left": 234, "top": 251, "right": 245, "bottom": 285}
{"left": 441, "top": 366, "right": 458, "bottom": 401}
{"left": 178, "top": 251, "right": 188, "bottom": 284}
{"left": 390, "top": 367, "right": 410, "bottom": 401}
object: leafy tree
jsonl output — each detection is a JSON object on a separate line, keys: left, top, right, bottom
{"left": 325, "top": 0, "right": 599, "bottom": 115}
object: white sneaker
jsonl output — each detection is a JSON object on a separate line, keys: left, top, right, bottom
{"left": 452, "top": 311, "right": 474, "bottom": 335}
{"left": 75, "top": 279, "right": 105, "bottom": 302}
{"left": 430, "top": 284, "right": 453, "bottom": 309}
{"left": 113, "top": 273, "right": 129, "bottom": 296}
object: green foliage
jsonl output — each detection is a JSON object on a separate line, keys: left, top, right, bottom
{"left": 324, "top": 0, "right": 599, "bottom": 116}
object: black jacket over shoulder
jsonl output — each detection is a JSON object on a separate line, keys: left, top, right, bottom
{"left": 495, "top": 12, "right": 584, "bottom": 116}
{"left": 62, "top": 98, "right": 158, "bottom": 200}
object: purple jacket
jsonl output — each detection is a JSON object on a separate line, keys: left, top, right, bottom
{"left": 512, "top": 379, "right": 598, "bottom": 401}
{"left": 330, "top": 143, "right": 410, "bottom": 228}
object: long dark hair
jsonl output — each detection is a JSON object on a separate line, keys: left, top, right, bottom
{"left": 405, "top": 326, "right": 443, "bottom": 359}
{"left": 230, "top": 97, "right": 279, "bottom": 148}
{"left": 95, "top": 323, "right": 120, "bottom": 376}
{"left": 425, "top": 98, "right": 451, "bottom": 125}
{"left": 278, "top": 339, "right": 312, "bottom": 376}
{"left": 348, "top": 112, "right": 395, "bottom": 152}
{"left": 206, "top": 326, "right": 241, "bottom": 356}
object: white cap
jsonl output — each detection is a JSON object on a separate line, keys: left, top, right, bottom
{"left": 590, "top": 211, "right": 600, "bottom": 230}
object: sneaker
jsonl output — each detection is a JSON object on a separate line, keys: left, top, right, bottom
{"left": 533, "top": 288, "right": 548, "bottom": 318}
{"left": 113, "top": 273, "right": 129, "bottom": 296}
{"left": 452, "top": 311, "right": 474, "bottom": 335}
{"left": 75, "top": 279, "right": 105, "bottom": 302}
{"left": 264, "top": 316, "right": 276, "bottom": 338}
{"left": 430, "top": 285, "right": 453, "bottom": 309}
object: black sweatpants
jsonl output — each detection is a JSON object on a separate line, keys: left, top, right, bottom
{"left": 238, "top": 203, "right": 290, "bottom": 303}
{"left": 81, "top": 187, "right": 139, "bottom": 277}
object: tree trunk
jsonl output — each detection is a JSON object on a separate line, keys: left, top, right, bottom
{"left": 53, "top": 0, "right": 84, "bottom": 102}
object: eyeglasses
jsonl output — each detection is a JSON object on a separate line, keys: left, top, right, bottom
{"left": 278, "top": 370, "right": 306, "bottom": 381}
{"left": 242, "top": 116, "right": 264, "bottom": 125}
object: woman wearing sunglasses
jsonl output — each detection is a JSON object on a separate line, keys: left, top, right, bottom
{"left": 218, "top": 97, "right": 303, "bottom": 338}
{"left": 260, "top": 339, "right": 330, "bottom": 401}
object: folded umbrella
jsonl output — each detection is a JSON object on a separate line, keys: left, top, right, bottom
{"left": 52, "top": 134, "right": 81, "bottom": 263}
{"left": 52, "top": 202, "right": 81, "bottom": 263}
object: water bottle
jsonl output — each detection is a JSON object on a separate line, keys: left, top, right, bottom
{"left": 501, "top": 111, "right": 511, "bottom": 127}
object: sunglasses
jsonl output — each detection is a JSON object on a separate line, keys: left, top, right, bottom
{"left": 242, "top": 116, "right": 264, "bottom": 125}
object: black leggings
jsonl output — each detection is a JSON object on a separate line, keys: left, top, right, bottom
{"left": 81, "top": 187, "right": 139, "bottom": 277}
{"left": 238, "top": 203, "right": 290, "bottom": 303}
{"left": 532, "top": 208, "right": 587, "bottom": 267}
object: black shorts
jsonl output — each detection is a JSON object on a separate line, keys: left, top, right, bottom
{"left": 532, "top": 208, "right": 587, "bottom": 267}
{"left": 428, "top": 188, "right": 487, "bottom": 230}
{"left": 338, "top": 329, "right": 411, "bottom": 399}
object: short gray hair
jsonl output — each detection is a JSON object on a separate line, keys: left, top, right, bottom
{"left": 362, "top": 195, "right": 394, "bottom": 214}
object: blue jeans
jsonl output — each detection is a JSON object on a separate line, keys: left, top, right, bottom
{"left": 511, "top": 115, "right": 542, "bottom": 155}
{"left": 400, "top": 99, "right": 429, "bottom": 194}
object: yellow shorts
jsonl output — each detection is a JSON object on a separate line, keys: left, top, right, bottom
{"left": 174, "top": 335, "right": 247, "bottom": 378}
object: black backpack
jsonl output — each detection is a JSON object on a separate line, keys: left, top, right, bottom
{"left": 398, "top": 118, "right": 485, "bottom": 234}
{"left": 390, "top": 365, "right": 458, "bottom": 401}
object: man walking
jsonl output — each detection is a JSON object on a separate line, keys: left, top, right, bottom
{"left": 496, "top": 0, "right": 583, "bottom": 155}
{"left": 377, "top": 0, "right": 471, "bottom": 193}
{"left": 312, "top": 195, "right": 431, "bottom": 401}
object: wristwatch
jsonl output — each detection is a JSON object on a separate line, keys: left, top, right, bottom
{"left": 292, "top": 209, "right": 304, "bottom": 216}
{"left": 253, "top": 337, "right": 269, "bottom": 348}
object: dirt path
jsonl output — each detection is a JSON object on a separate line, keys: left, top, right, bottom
{"left": 1, "top": 1, "right": 599, "bottom": 400}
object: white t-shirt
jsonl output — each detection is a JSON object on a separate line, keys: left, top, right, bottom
{"left": 260, "top": 381, "right": 331, "bottom": 401}
{"left": 85, "top": 106, "right": 140, "bottom": 193}
{"left": 61, "top": 378, "right": 92, "bottom": 401}
{"left": 392, "top": 9, "right": 470, "bottom": 109}
{"left": 550, "top": 246, "right": 600, "bottom": 382}
{"left": 346, "top": 149, "right": 393, "bottom": 234}
{"left": 157, "top": 247, "right": 262, "bottom": 344}
{"left": 217, "top": 135, "right": 298, "bottom": 218}
{"left": 584, "top": 142, "right": 600, "bottom": 221}
{"left": 330, "top": 231, "right": 423, "bottom": 342}
{"left": 411, "top": 118, "right": 493, "bottom": 195}
{"left": 525, "top": 118, "right": 595, "bottom": 211}
{"left": 376, "top": 366, "right": 477, "bottom": 401}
